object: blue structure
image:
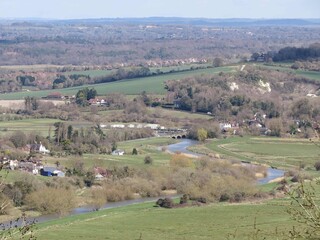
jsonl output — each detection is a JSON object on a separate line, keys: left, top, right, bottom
{"left": 40, "top": 167, "right": 65, "bottom": 177}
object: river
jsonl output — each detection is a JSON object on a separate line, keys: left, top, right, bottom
{"left": 1, "top": 139, "right": 284, "bottom": 229}
{"left": 166, "top": 139, "right": 285, "bottom": 185}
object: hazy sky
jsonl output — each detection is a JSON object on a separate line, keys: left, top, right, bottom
{"left": 0, "top": 0, "right": 319, "bottom": 19}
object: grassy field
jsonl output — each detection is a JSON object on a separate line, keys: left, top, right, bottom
{"left": 147, "top": 108, "right": 213, "bottom": 120}
{"left": 97, "top": 108, "right": 212, "bottom": 120}
{"left": 0, "top": 118, "right": 94, "bottom": 137}
{"left": 45, "top": 137, "right": 177, "bottom": 169}
{"left": 0, "top": 66, "right": 236, "bottom": 100}
{"left": 64, "top": 64, "right": 212, "bottom": 78}
{"left": 0, "top": 118, "right": 59, "bottom": 136}
{"left": 259, "top": 64, "right": 320, "bottom": 81}
{"left": 202, "top": 136, "right": 320, "bottom": 170}
{"left": 33, "top": 197, "right": 304, "bottom": 240}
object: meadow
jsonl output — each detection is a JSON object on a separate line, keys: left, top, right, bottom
{"left": 33, "top": 196, "right": 306, "bottom": 240}
{"left": 260, "top": 64, "right": 320, "bottom": 81}
{"left": 201, "top": 136, "right": 320, "bottom": 170}
{"left": 0, "top": 66, "right": 236, "bottom": 100}
{"left": 44, "top": 137, "right": 177, "bottom": 169}
{"left": 97, "top": 108, "right": 213, "bottom": 121}
{"left": 0, "top": 118, "right": 94, "bottom": 136}
{"left": 64, "top": 64, "right": 212, "bottom": 77}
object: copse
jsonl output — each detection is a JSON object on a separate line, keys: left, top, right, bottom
{"left": 273, "top": 44, "right": 320, "bottom": 62}
{"left": 75, "top": 87, "right": 97, "bottom": 106}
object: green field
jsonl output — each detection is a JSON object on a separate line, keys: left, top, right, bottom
{"left": 64, "top": 64, "right": 212, "bottom": 78}
{"left": 45, "top": 137, "right": 176, "bottom": 169}
{"left": 33, "top": 197, "right": 305, "bottom": 240}
{"left": 97, "top": 108, "right": 212, "bottom": 120}
{"left": 0, "top": 118, "right": 94, "bottom": 137}
{"left": 203, "top": 136, "right": 320, "bottom": 170}
{"left": 260, "top": 64, "right": 320, "bottom": 81}
{"left": 0, "top": 66, "right": 236, "bottom": 100}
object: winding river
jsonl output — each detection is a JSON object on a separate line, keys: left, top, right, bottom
{"left": 166, "top": 139, "right": 285, "bottom": 185}
{"left": 1, "top": 139, "right": 284, "bottom": 229}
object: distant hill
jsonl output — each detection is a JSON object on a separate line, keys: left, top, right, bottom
{"left": 1, "top": 17, "right": 320, "bottom": 26}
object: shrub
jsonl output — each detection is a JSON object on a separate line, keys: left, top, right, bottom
{"left": 144, "top": 155, "right": 153, "bottom": 164}
{"left": 179, "top": 194, "right": 189, "bottom": 204}
{"left": 103, "top": 181, "right": 134, "bottom": 202}
{"left": 90, "top": 188, "right": 106, "bottom": 211}
{"left": 25, "top": 187, "right": 76, "bottom": 215}
{"left": 170, "top": 154, "right": 194, "bottom": 169}
{"left": 0, "top": 194, "right": 13, "bottom": 215}
{"left": 156, "top": 198, "right": 174, "bottom": 208}
{"left": 314, "top": 161, "right": 320, "bottom": 171}
{"left": 132, "top": 148, "right": 138, "bottom": 155}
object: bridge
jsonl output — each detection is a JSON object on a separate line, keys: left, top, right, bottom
{"left": 155, "top": 128, "right": 188, "bottom": 139}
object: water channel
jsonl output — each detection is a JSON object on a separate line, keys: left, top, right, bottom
{"left": 166, "top": 138, "right": 285, "bottom": 184}
{"left": 1, "top": 139, "right": 285, "bottom": 229}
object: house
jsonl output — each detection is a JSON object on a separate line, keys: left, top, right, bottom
{"left": 173, "top": 99, "right": 182, "bottom": 108}
{"left": 144, "top": 124, "right": 160, "bottom": 130}
{"left": 219, "top": 123, "right": 232, "bottom": 131}
{"left": 29, "top": 143, "right": 50, "bottom": 154}
{"left": 111, "top": 150, "right": 125, "bottom": 156}
{"left": 9, "top": 160, "right": 19, "bottom": 170}
{"left": 110, "top": 124, "right": 125, "bottom": 129}
{"left": 40, "top": 166, "right": 65, "bottom": 177}
{"left": 95, "top": 174, "right": 104, "bottom": 181}
{"left": 88, "top": 98, "right": 108, "bottom": 106}
{"left": 46, "top": 92, "right": 64, "bottom": 99}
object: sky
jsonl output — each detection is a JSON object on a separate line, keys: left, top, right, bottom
{"left": 0, "top": 0, "right": 319, "bottom": 19}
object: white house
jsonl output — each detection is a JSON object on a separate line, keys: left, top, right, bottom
{"left": 111, "top": 150, "right": 125, "bottom": 156}
{"left": 219, "top": 123, "right": 232, "bottom": 131}
{"left": 144, "top": 124, "right": 160, "bottom": 130}
{"left": 111, "top": 124, "right": 125, "bottom": 129}
{"left": 29, "top": 143, "right": 50, "bottom": 154}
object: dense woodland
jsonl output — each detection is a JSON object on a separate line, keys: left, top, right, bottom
{"left": 0, "top": 21, "right": 319, "bottom": 66}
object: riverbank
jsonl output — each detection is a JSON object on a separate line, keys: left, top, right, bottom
{"left": 166, "top": 139, "right": 285, "bottom": 184}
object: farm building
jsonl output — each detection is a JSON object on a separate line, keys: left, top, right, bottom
{"left": 40, "top": 167, "right": 65, "bottom": 177}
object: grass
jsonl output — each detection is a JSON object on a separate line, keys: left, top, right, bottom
{"left": 44, "top": 137, "right": 177, "bottom": 169}
{"left": 147, "top": 108, "right": 213, "bottom": 120}
{"left": 0, "top": 118, "right": 58, "bottom": 136}
{"left": 97, "top": 108, "right": 213, "bottom": 120}
{"left": 259, "top": 64, "right": 320, "bottom": 81}
{"left": 0, "top": 66, "right": 236, "bottom": 100}
{"left": 33, "top": 197, "right": 301, "bottom": 240}
{"left": 64, "top": 64, "right": 212, "bottom": 78}
{"left": 204, "top": 136, "right": 320, "bottom": 170}
{"left": 0, "top": 118, "right": 94, "bottom": 137}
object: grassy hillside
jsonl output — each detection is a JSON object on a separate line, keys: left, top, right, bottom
{"left": 0, "top": 66, "right": 235, "bottom": 100}
{"left": 259, "top": 64, "right": 320, "bottom": 81}
{"left": 34, "top": 197, "right": 302, "bottom": 240}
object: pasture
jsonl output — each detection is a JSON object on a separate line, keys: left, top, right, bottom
{"left": 0, "top": 66, "right": 236, "bottom": 100}
{"left": 34, "top": 196, "right": 307, "bottom": 240}
{"left": 45, "top": 137, "right": 177, "bottom": 169}
{"left": 64, "top": 64, "right": 212, "bottom": 78}
{"left": 97, "top": 108, "right": 213, "bottom": 121}
{"left": 204, "top": 136, "right": 320, "bottom": 170}
{"left": 0, "top": 118, "right": 94, "bottom": 137}
{"left": 260, "top": 64, "right": 320, "bottom": 81}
